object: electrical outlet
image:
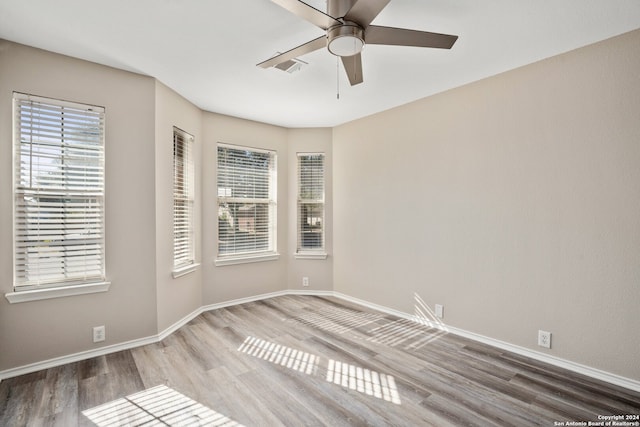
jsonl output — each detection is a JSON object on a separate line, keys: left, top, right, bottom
{"left": 538, "top": 330, "right": 551, "bottom": 349}
{"left": 302, "top": 277, "right": 309, "bottom": 287}
{"left": 435, "top": 304, "right": 444, "bottom": 319}
{"left": 93, "top": 325, "right": 105, "bottom": 343}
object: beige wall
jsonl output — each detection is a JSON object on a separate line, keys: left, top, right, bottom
{"left": 201, "top": 113, "right": 290, "bottom": 304}
{"left": 333, "top": 29, "right": 640, "bottom": 380}
{"left": 0, "top": 41, "right": 158, "bottom": 370}
{"left": 154, "top": 82, "right": 203, "bottom": 331}
{"left": 286, "top": 128, "right": 334, "bottom": 291}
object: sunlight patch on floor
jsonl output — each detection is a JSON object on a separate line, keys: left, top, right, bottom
{"left": 367, "top": 318, "right": 447, "bottom": 350}
{"left": 82, "top": 384, "right": 242, "bottom": 426}
{"left": 326, "top": 359, "right": 402, "bottom": 404}
{"left": 237, "top": 335, "right": 402, "bottom": 405}
{"left": 291, "top": 306, "right": 385, "bottom": 334}
{"left": 237, "top": 336, "right": 319, "bottom": 375}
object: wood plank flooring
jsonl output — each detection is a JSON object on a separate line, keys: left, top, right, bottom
{"left": 1, "top": 295, "right": 639, "bottom": 426}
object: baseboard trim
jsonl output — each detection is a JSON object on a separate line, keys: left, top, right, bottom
{"left": 0, "top": 289, "right": 334, "bottom": 383}
{"left": 286, "top": 289, "right": 335, "bottom": 297}
{"left": 157, "top": 306, "right": 205, "bottom": 342}
{"left": 200, "top": 290, "right": 289, "bottom": 312}
{"left": 2, "top": 290, "right": 639, "bottom": 393}
{"left": 442, "top": 324, "right": 640, "bottom": 394}
{"left": 0, "top": 335, "right": 159, "bottom": 382}
{"left": 332, "top": 292, "right": 640, "bottom": 393}
{"left": 333, "top": 292, "right": 420, "bottom": 323}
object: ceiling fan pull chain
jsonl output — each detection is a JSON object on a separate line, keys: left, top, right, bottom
{"left": 336, "top": 56, "right": 340, "bottom": 100}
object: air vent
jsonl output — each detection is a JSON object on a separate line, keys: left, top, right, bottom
{"left": 273, "top": 55, "right": 308, "bottom": 74}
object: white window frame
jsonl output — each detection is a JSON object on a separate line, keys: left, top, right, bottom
{"left": 215, "top": 143, "right": 278, "bottom": 266}
{"left": 7, "top": 93, "right": 110, "bottom": 303}
{"left": 172, "top": 127, "right": 198, "bottom": 278}
{"left": 295, "top": 153, "right": 327, "bottom": 259}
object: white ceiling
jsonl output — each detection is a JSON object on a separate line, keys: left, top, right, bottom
{"left": 1, "top": 0, "right": 639, "bottom": 128}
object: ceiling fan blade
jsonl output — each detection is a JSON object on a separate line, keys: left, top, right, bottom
{"left": 271, "top": 0, "right": 341, "bottom": 30}
{"left": 257, "top": 36, "right": 327, "bottom": 69}
{"left": 366, "top": 25, "right": 458, "bottom": 49}
{"left": 341, "top": 53, "right": 363, "bottom": 86}
{"left": 344, "top": 0, "right": 390, "bottom": 28}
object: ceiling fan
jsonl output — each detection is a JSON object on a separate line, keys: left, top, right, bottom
{"left": 258, "top": 0, "right": 458, "bottom": 85}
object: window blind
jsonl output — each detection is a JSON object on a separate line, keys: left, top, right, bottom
{"left": 297, "top": 153, "right": 325, "bottom": 251}
{"left": 173, "top": 127, "right": 195, "bottom": 270}
{"left": 217, "top": 144, "right": 277, "bottom": 256}
{"left": 13, "top": 93, "right": 106, "bottom": 290}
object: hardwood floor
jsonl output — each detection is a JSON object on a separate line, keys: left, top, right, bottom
{"left": 1, "top": 295, "right": 639, "bottom": 426}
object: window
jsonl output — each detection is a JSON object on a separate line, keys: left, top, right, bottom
{"left": 297, "top": 153, "right": 325, "bottom": 256}
{"left": 173, "top": 127, "right": 196, "bottom": 276}
{"left": 13, "top": 93, "right": 106, "bottom": 292}
{"left": 216, "top": 144, "right": 277, "bottom": 263}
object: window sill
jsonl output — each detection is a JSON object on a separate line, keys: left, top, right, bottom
{"left": 294, "top": 252, "right": 328, "bottom": 260}
{"left": 172, "top": 263, "right": 200, "bottom": 279}
{"left": 215, "top": 252, "right": 280, "bottom": 267}
{"left": 5, "top": 281, "right": 111, "bottom": 304}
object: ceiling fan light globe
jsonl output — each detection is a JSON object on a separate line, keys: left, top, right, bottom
{"left": 328, "top": 35, "right": 364, "bottom": 56}
{"left": 327, "top": 23, "right": 365, "bottom": 57}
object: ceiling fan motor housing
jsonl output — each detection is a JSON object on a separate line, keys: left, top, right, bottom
{"left": 327, "top": 22, "right": 365, "bottom": 57}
